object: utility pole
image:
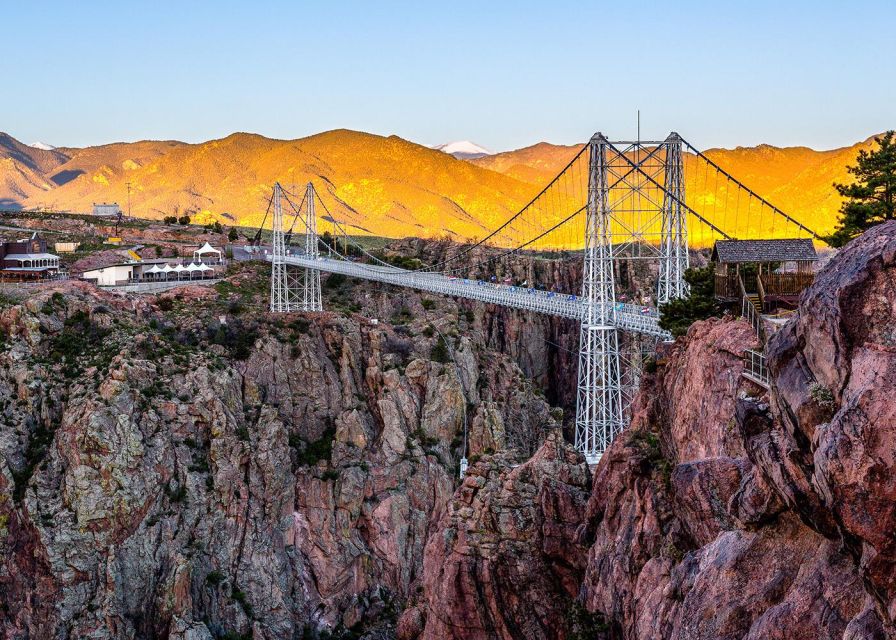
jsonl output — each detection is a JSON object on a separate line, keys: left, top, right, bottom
{"left": 126, "top": 182, "right": 132, "bottom": 220}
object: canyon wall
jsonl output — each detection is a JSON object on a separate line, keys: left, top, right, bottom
{"left": 405, "top": 221, "right": 896, "bottom": 639}
{"left": 2, "top": 221, "right": 895, "bottom": 639}
{"left": 0, "top": 275, "right": 556, "bottom": 639}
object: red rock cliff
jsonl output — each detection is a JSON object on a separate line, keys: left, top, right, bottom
{"left": 406, "top": 222, "right": 896, "bottom": 640}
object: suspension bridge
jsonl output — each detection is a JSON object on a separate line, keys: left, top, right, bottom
{"left": 256, "top": 132, "right": 822, "bottom": 464}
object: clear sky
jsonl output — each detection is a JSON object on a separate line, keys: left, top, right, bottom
{"left": 3, "top": 0, "right": 894, "bottom": 152}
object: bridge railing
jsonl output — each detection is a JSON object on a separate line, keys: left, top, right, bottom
{"left": 275, "top": 254, "right": 672, "bottom": 339}
{"left": 742, "top": 348, "right": 770, "bottom": 388}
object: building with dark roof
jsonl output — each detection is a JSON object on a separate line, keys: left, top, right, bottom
{"left": 711, "top": 238, "right": 817, "bottom": 264}
{"left": 0, "top": 233, "right": 62, "bottom": 281}
{"left": 712, "top": 238, "right": 818, "bottom": 311}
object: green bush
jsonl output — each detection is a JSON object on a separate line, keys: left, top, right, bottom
{"left": 325, "top": 273, "right": 346, "bottom": 288}
{"left": 206, "top": 570, "right": 226, "bottom": 586}
{"left": 296, "top": 426, "right": 336, "bottom": 467}
{"left": 430, "top": 335, "right": 451, "bottom": 364}
{"left": 658, "top": 266, "right": 719, "bottom": 337}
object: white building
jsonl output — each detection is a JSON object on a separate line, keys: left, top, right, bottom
{"left": 93, "top": 203, "right": 121, "bottom": 217}
{"left": 81, "top": 258, "right": 216, "bottom": 286}
{"left": 79, "top": 260, "right": 167, "bottom": 286}
{"left": 80, "top": 263, "right": 141, "bottom": 286}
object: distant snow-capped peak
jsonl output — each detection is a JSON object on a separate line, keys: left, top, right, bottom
{"left": 432, "top": 141, "right": 492, "bottom": 159}
{"left": 30, "top": 141, "right": 55, "bottom": 151}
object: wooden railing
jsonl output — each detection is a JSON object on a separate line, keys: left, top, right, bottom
{"left": 759, "top": 272, "right": 815, "bottom": 297}
{"left": 739, "top": 275, "right": 766, "bottom": 345}
{"left": 715, "top": 273, "right": 741, "bottom": 298}
{"left": 757, "top": 275, "right": 767, "bottom": 311}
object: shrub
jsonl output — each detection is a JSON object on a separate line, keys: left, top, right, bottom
{"left": 384, "top": 335, "right": 414, "bottom": 360}
{"left": 206, "top": 570, "right": 226, "bottom": 586}
{"left": 231, "top": 588, "right": 254, "bottom": 618}
{"left": 321, "top": 469, "right": 339, "bottom": 482}
{"left": 810, "top": 382, "right": 835, "bottom": 409}
{"left": 296, "top": 426, "right": 336, "bottom": 467}
{"left": 209, "top": 319, "right": 258, "bottom": 360}
{"left": 178, "top": 215, "right": 190, "bottom": 225}
{"left": 565, "top": 600, "right": 609, "bottom": 638}
{"left": 325, "top": 273, "right": 346, "bottom": 288}
{"left": 290, "top": 318, "right": 310, "bottom": 334}
{"left": 430, "top": 335, "right": 451, "bottom": 364}
{"left": 164, "top": 481, "right": 187, "bottom": 503}
{"left": 658, "top": 266, "right": 719, "bottom": 337}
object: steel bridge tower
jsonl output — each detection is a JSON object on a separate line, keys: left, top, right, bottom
{"left": 270, "top": 182, "right": 322, "bottom": 313}
{"left": 575, "top": 133, "right": 624, "bottom": 465}
{"left": 300, "top": 182, "right": 323, "bottom": 311}
{"left": 270, "top": 182, "right": 293, "bottom": 312}
{"left": 657, "top": 133, "right": 689, "bottom": 304}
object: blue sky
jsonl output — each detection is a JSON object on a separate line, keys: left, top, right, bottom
{"left": 3, "top": 0, "right": 893, "bottom": 151}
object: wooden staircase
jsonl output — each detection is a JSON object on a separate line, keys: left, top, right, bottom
{"left": 744, "top": 293, "right": 761, "bottom": 315}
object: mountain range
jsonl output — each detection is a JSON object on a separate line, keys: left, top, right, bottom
{"left": 0, "top": 129, "right": 880, "bottom": 240}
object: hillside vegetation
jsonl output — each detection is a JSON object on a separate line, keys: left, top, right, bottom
{"left": 1, "top": 129, "right": 881, "bottom": 241}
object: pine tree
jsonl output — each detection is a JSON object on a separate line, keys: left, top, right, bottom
{"left": 658, "top": 266, "right": 719, "bottom": 338}
{"left": 828, "top": 131, "right": 896, "bottom": 247}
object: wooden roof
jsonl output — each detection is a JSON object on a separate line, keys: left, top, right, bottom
{"left": 711, "top": 239, "right": 817, "bottom": 264}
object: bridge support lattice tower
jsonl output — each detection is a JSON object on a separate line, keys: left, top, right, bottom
{"left": 575, "top": 134, "right": 625, "bottom": 465}
{"left": 270, "top": 182, "right": 322, "bottom": 313}
{"left": 657, "top": 133, "right": 689, "bottom": 304}
{"left": 300, "top": 182, "right": 323, "bottom": 311}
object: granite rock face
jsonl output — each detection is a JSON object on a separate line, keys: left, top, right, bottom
{"left": 3, "top": 222, "right": 896, "bottom": 639}
{"left": 400, "top": 432, "right": 591, "bottom": 640}
{"left": 405, "top": 223, "right": 896, "bottom": 640}
{"left": 0, "top": 276, "right": 557, "bottom": 639}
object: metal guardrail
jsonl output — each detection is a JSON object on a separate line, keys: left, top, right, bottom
{"left": 742, "top": 348, "right": 770, "bottom": 388}
{"left": 102, "top": 279, "right": 221, "bottom": 293}
{"left": 276, "top": 255, "right": 673, "bottom": 340}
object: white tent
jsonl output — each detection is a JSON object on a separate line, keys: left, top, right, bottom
{"left": 193, "top": 242, "right": 223, "bottom": 264}
{"left": 145, "top": 265, "right": 162, "bottom": 280}
{"left": 196, "top": 263, "right": 213, "bottom": 278}
{"left": 186, "top": 263, "right": 201, "bottom": 279}
{"left": 161, "top": 265, "right": 174, "bottom": 279}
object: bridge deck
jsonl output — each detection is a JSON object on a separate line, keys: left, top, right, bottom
{"left": 276, "top": 255, "right": 671, "bottom": 339}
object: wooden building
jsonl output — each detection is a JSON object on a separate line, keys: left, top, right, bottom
{"left": 712, "top": 238, "right": 817, "bottom": 311}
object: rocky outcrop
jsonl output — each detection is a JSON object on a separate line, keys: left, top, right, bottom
{"left": 406, "top": 223, "right": 896, "bottom": 640}
{"left": 3, "top": 221, "right": 896, "bottom": 640}
{"left": 399, "top": 433, "right": 591, "bottom": 640}
{"left": 0, "top": 274, "right": 557, "bottom": 639}
{"left": 575, "top": 222, "right": 896, "bottom": 639}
